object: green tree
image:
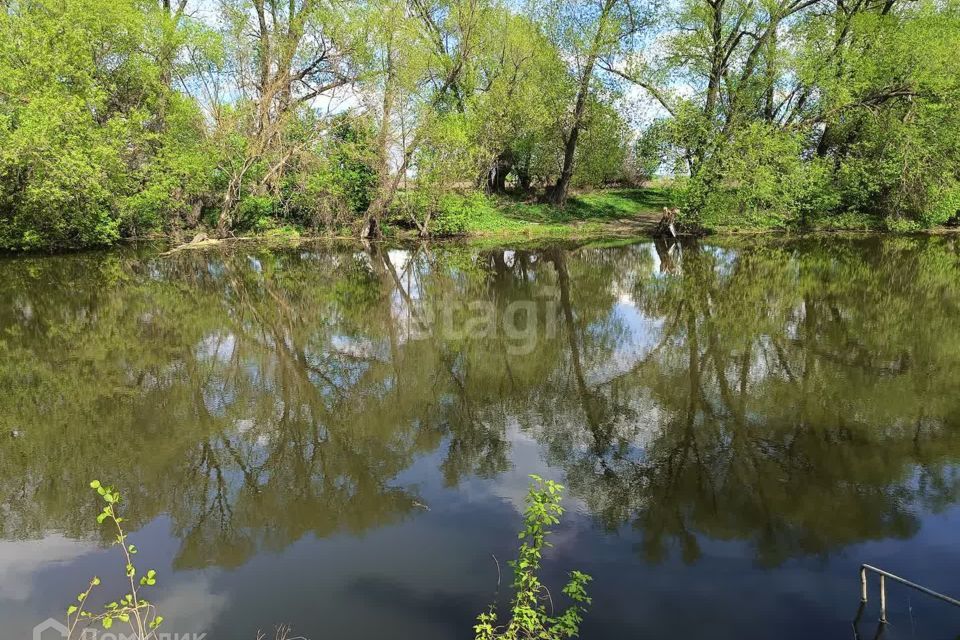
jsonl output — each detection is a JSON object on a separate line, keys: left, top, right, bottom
{"left": 540, "top": 0, "right": 649, "bottom": 205}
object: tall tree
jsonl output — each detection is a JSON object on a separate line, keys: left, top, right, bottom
{"left": 542, "top": 0, "right": 646, "bottom": 204}
{"left": 215, "top": 0, "right": 362, "bottom": 232}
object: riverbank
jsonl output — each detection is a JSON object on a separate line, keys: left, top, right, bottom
{"left": 211, "top": 184, "right": 959, "bottom": 248}
{"left": 152, "top": 187, "right": 672, "bottom": 254}
{"left": 224, "top": 185, "right": 959, "bottom": 245}
{"left": 10, "top": 185, "right": 959, "bottom": 257}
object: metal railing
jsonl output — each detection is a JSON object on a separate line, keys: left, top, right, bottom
{"left": 860, "top": 564, "right": 960, "bottom": 624}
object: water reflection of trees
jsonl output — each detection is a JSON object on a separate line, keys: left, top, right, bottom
{"left": 539, "top": 238, "right": 960, "bottom": 566}
{"left": 1, "top": 237, "right": 960, "bottom": 567}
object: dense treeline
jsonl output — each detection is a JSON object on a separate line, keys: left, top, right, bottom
{"left": 0, "top": 0, "right": 958, "bottom": 249}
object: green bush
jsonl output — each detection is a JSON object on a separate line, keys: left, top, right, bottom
{"left": 630, "top": 119, "right": 670, "bottom": 182}
{"left": 431, "top": 193, "right": 478, "bottom": 235}
{"left": 681, "top": 124, "right": 834, "bottom": 229}
{"left": 287, "top": 164, "right": 361, "bottom": 230}
{"left": 235, "top": 195, "right": 278, "bottom": 232}
{"left": 571, "top": 100, "right": 629, "bottom": 188}
{"left": 122, "top": 97, "right": 220, "bottom": 236}
{"left": 474, "top": 476, "right": 592, "bottom": 640}
{"left": 285, "top": 115, "right": 377, "bottom": 230}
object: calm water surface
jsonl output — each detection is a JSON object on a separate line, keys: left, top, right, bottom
{"left": 2, "top": 236, "right": 960, "bottom": 639}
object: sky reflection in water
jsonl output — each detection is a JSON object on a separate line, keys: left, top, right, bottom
{"left": 2, "top": 236, "right": 960, "bottom": 639}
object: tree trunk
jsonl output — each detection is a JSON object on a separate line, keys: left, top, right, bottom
{"left": 253, "top": 0, "right": 272, "bottom": 138}
{"left": 693, "top": 0, "right": 724, "bottom": 176}
{"left": 546, "top": 55, "right": 596, "bottom": 205}
{"left": 515, "top": 161, "right": 532, "bottom": 192}
{"left": 763, "top": 26, "right": 778, "bottom": 121}
{"left": 187, "top": 200, "right": 202, "bottom": 228}
{"left": 546, "top": 0, "right": 615, "bottom": 205}
{"left": 487, "top": 153, "right": 512, "bottom": 193}
{"left": 363, "top": 47, "right": 397, "bottom": 239}
{"left": 360, "top": 213, "right": 380, "bottom": 239}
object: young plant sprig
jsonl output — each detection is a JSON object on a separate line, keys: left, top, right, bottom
{"left": 65, "top": 480, "right": 164, "bottom": 640}
{"left": 474, "top": 475, "right": 592, "bottom": 640}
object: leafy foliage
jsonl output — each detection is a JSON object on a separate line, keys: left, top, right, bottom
{"left": 2, "top": 0, "right": 960, "bottom": 248}
{"left": 474, "top": 476, "right": 592, "bottom": 640}
{"left": 621, "top": 0, "right": 960, "bottom": 229}
{"left": 66, "top": 481, "right": 163, "bottom": 640}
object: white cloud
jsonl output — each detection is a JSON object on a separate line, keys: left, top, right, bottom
{"left": 0, "top": 535, "right": 94, "bottom": 601}
{"left": 153, "top": 574, "right": 230, "bottom": 636}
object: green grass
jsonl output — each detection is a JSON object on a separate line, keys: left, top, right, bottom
{"left": 459, "top": 187, "right": 671, "bottom": 238}
{"left": 501, "top": 187, "right": 671, "bottom": 223}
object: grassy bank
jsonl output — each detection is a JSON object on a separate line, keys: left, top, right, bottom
{"left": 382, "top": 187, "right": 673, "bottom": 240}
{"left": 160, "top": 184, "right": 960, "bottom": 255}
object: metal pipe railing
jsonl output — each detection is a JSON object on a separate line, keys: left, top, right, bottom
{"left": 860, "top": 564, "right": 960, "bottom": 624}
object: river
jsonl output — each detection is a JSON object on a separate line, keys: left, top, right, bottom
{"left": 2, "top": 235, "right": 959, "bottom": 639}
